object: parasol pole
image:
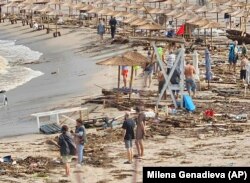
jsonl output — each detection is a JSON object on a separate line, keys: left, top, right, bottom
{"left": 118, "top": 66, "right": 121, "bottom": 89}
{"left": 211, "top": 28, "right": 212, "bottom": 48}
{"left": 129, "top": 66, "right": 134, "bottom": 100}
{"left": 216, "top": 12, "right": 218, "bottom": 22}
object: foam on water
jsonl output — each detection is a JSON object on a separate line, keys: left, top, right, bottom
{"left": 0, "top": 40, "right": 44, "bottom": 91}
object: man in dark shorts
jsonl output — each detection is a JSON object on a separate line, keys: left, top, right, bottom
{"left": 122, "top": 113, "right": 135, "bottom": 164}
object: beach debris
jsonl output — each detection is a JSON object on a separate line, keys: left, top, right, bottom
{"left": 40, "top": 123, "right": 61, "bottom": 134}
{"left": 228, "top": 114, "right": 248, "bottom": 122}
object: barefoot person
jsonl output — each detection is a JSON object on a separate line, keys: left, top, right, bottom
{"left": 228, "top": 41, "right": 235, "bottom": 72}
{"left": 144, "top": 61, "right": 153, "bottom": 88}
{"left": 58, "top": 125, "right": 76, "bottom": 177}
{"left": 122, "top": 113, "right": 135, "bottom": 164}
{"left": 73, "top": 119, "right": 87, "bottom": 165}
{"left": 240, "top": 56, "right": 248, "bottom": 83}
{"left": 121, "top": 66, "right": 129, "bottom": 88}
{"left": 184, "top": 61, "right": 196, "bottom": 97}
{"left": 135, "top": 106, "right": 146, "bottom": 158}
{"left": 97, "top": 19, "right": 105, "bottom": 42}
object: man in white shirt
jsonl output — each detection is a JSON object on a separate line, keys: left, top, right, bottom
{"left": 166, "top": 50, "right": 176, "bottom": 75}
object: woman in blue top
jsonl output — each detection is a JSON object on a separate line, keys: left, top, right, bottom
{"left": 97, "top": 19, "right": 105, "bottom": 42}
{"left": 228, "top": 42, "right": 235, "bottom": 72}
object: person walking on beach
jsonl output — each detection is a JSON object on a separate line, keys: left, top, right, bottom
{"left": 228, "top": 41, "right": 235, "bottom": 72}
{"left": 121, "top": 65, "right": 129, "bottom": 88}
{"left": 73, "top": 119, "right": 87, "bottom": 165}
{"left": 240, "top": 55, "right": 248, "bottom": 83}
{"left": 242, "top": 42, "right": 247, "bottom": 57}
{"left": 205, "top": 45, "right": 212, "bottom": 89}
{"left": 122, "top": 113, "right": 135, "bottom": 164}
{"left": 58, "top": 125, "right": 76, "bottom": 177}
{"left": 109, "top": 16, "right": 117, "bottom": 40}
{"left": 97, "top": 18, "right": 105, "bottom": 42}
{"left": 184, "top": 61, "right": 196, "bottom": 97}
{"left": 166, "top": 50, "right": 176, "bottom": 75}
{"left": 135, "top": 106, "right": 146, "bottom": 159}
{"left": 234, "top": 41, "right": 239, "bottom": 72}
{"left": 144, "top": 61, "right": 154, "bottom": 88}
{"left": 158, "top": 71, "right": 166, "bottom": 100}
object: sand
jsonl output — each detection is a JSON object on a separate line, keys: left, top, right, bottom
{"left": 0, "top": 2, "right": 250, "bottom": 183}
{"left": 0, "top": 21, "right": 133, "bottom": 138}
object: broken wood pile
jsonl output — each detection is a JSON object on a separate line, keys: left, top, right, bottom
{"left": 0, "top": 156, "right": 60, "bottom": 178}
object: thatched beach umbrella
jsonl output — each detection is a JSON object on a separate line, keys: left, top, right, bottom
{"left": 46, "top": 9, "right": 62, "bottom": 36}
{"left": 114, "top": 11, "right": 129, "bottom": 18}
{"left": 87, "top": 8, "right": 101, "bottom": 14}
{"left": 33, "top": 0, "right": 49, "bottom": 5}
{"left": 195, "top": 5, "right": 209, "bottom": 17}
{"left": 80, "top": 5, "right": 94, "bottom": 11}
{"left": 96, "top": 53, "right": 147, "bottom": 98}
{"left": 48, "top": 0, "right": 63, "bottom": 10}
{"left": 108, "top": 2, "right": 121, "bottom": 10}
{"left": 175, "top": 2, "right": 189, "bottom": 10}
{"left": 62, "top": 1, "right": 74, "bottom": 16}
{"left": 162, "top": 0, "right": 177, "bottom": 10}
{"left": 186, "top": 4, "right": 200, "bottom": 11}
{"left": 4, "top": 2, "right": 18, "bottom": 15}
{"left": 209, "top": 6, "right": 222, "bottom": 22}
{"left": 224, "top": 0, "right": 237, "bottom": 7}
{"left": 201, "top": 21, "right": 223, "bottom": 47}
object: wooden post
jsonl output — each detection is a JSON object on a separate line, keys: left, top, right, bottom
{"left": 129, "top": 66, "right": 134, "bottom": 100}
{"left": 210, "top": 28, "right": 212, "bottom": 48}
{"left": 79, "top": 111, "right": 83, "bottom": 120}
{"left": 216, "top": 12, "right": 218, "bottom": 22}
{"left": 36, "top": 116, "right": 40, "bottom": 130}
{"left": 118, "top": 66, "right": 121, "bottom": 88}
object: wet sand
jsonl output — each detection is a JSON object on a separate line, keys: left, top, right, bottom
{"left": 0, "top": 22, "right": 129, "bottom": 138}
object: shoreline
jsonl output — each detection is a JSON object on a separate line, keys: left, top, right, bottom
{"left": 0, "top": 21, "right": 123, "bottom": 138}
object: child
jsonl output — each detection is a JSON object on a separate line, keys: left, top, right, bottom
{"left": 240, "top": 56, "right": 248, "bottom": 83}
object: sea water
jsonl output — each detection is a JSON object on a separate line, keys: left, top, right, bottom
{"left": 0, "top": 40, "right": 43, "bottom": 91}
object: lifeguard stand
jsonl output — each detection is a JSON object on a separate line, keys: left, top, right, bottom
{"left": 131, "top": 37, "right": 186, "bottom": 109}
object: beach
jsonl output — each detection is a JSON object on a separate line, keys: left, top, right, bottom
{"left": 0, "top": 1, "right": 250, "bottom": 182}
{"left": 0, "top": 22, "right": 129, "bottom": 137}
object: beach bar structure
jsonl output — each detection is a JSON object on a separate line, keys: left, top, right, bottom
{"left": 31, "top": 107, "right": 88, "bottom": 132}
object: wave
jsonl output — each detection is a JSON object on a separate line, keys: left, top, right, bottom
{"left": 0, "top": 40, "right": 44, "bottom": 91}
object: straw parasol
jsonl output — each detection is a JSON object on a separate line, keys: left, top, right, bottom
{"left": 195, "top": 5, "right": 209, "bottom": 17}
{"left": 224, "top": 0, "right": 237, "bottom": 7}
{"left": 186, "top": 4, "right": 200, "bottom": 11}
{"left": 87, "top": 8, "right": 102, "bottom": 14}
{"left": 165, "top": 9, "right": 180, "bottom": 16}
{"left": 149, "top": 8, "right": 166, "bottom": 14}
{"left": 33, "top": 0, "right": 49, "bottom": 5}
{"left": 123, "top": 16, "right": 138, "bottom": 24}
{"left": 186, "top": 15, "right": 202, "bottom": 24}
{"left": 97, "top": 8, "right": 113, "bottom": 16}
{"left": 73, "top": 3, "right": 85, "bottom": 10}
{"left": 22, "top": 4, "right": 33, "bottom": 10}
{"left": 32, "top": 5, "right": 42, "bottom": 11}
{"left": 97, "top": 51, "right": 148, "bottom": 96}
{"left": 232, "top": 2, "right": 245, "bottom": 7}
{"left": 175, "top": 2, "right": 189, "bottom": 9}
{"left": 114, "top": 11, "right": 129, "bottom": 17}
{"left": 128, "top": 4, "right": 141, "bottom": 9}
{"left": 200, "top": 21, "right": 223, "bottom": 47}
{"left": 39, "top": 6, "right": 54, "bottom": 13}
{"left": 136, "top": 22, "right": 164, "bottom": 30}
{"left": 220, "top": 7, "right": 236, "bottom": 14}
{"left": 209, "top": 6, "right": 222, "bottom": 22}
{"left": 80, "top": 5, "right": 94, "bottom": 11}
{"left": 108, "top": 2, "right": 121, "bottom": 10}
{"left": 123, "top": 51, "right": 148, "bottom": 64}
{"left": 129, "top": 19, "right": 148, "bottom": 26}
